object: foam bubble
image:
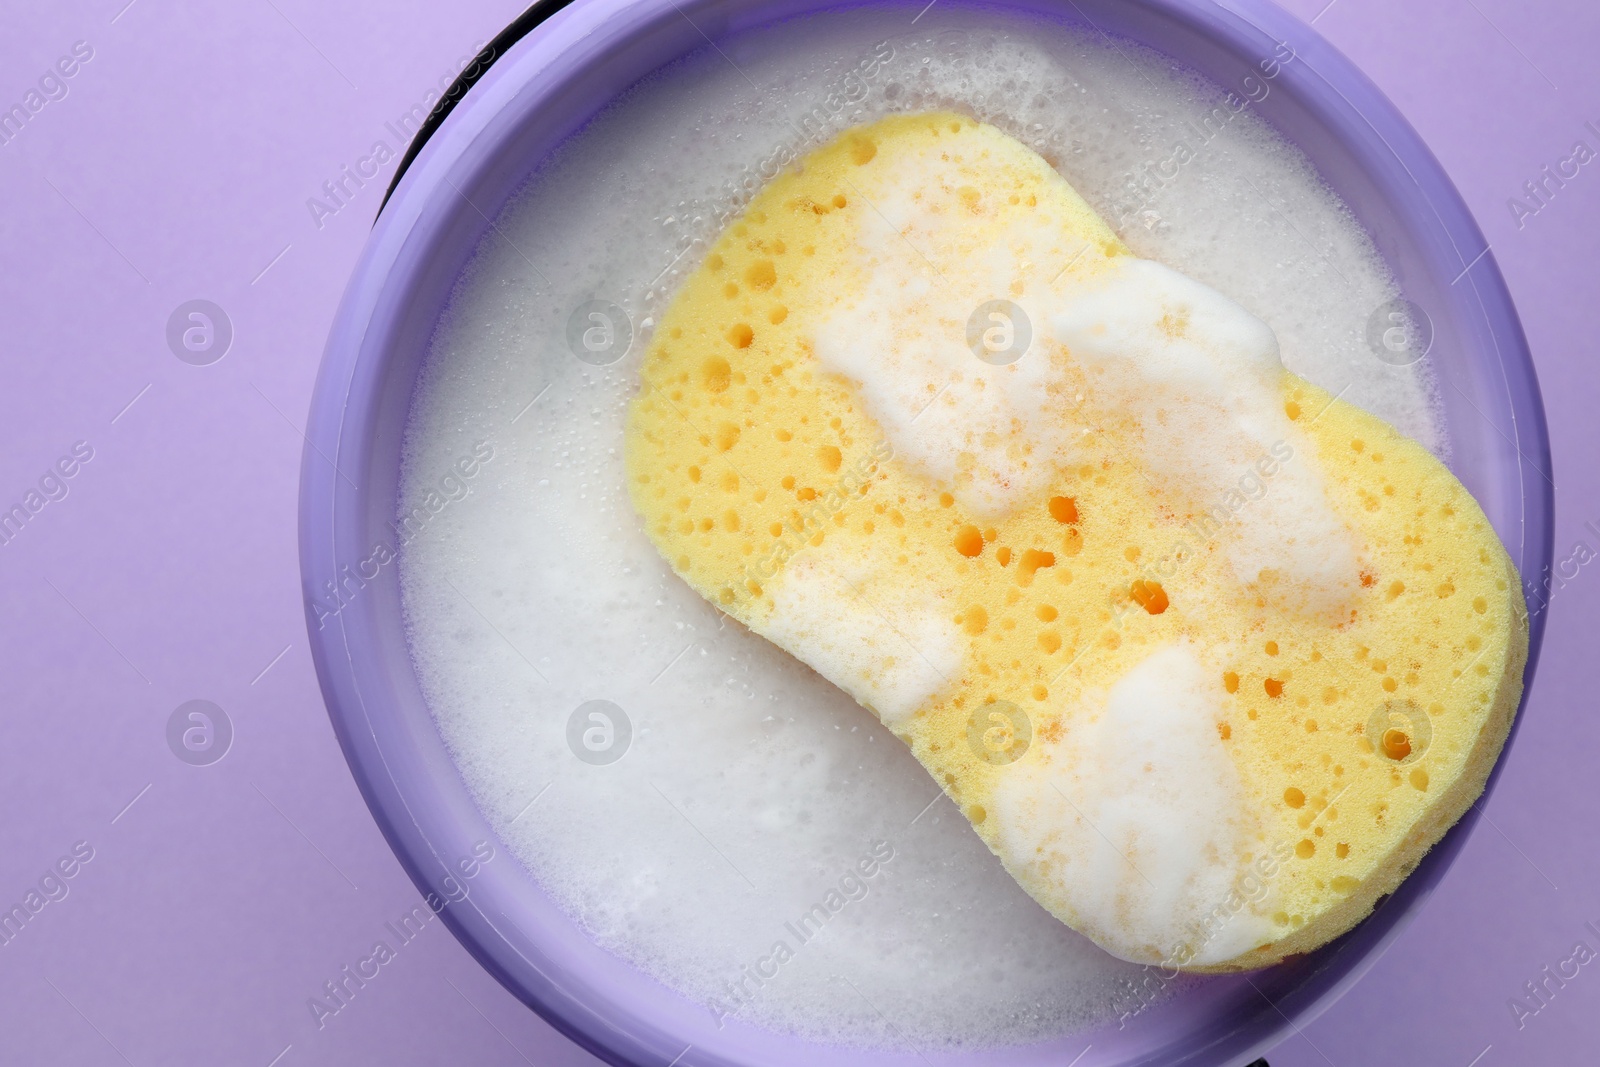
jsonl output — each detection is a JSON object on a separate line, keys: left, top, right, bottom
{"left": 765, "top": 546, "right": 965, "bottom": 726}
{"left": 990, "top": 643, "right": 1277, "bottom": 967}
{"left": 1054, "top": 257, "right": 1360, "bottom": 619}
{"left": 810, "top": 135, "right": 1108, "bottom": 518}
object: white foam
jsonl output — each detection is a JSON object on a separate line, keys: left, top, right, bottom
{"left": 1054, "top": 257, "right": 1359, "bottom": 619}
{"left": 765, "top": 546, "right": 964, "bottom": 726}
{"left": 399, "top": 5, "right": 1440, "bottom": 1048}
{"left": 811, "top": 137, "right": 1093, "bottom": 518}
{"left": 991, "top": 643, "right": 1276, "bottom": 967}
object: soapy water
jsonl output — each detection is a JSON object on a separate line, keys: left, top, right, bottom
{"left": 398, "top": 5, "right": 1441, "bottom": 1048}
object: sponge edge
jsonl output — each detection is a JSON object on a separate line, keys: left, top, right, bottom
{"left": 624, "top": 111, "right": 1528, "bottom": 971}
{"left": 1189, "top": 379, "right": 1529, "bottom": 972}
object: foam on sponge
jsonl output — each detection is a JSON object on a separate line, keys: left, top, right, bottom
{"left": 624, "top": 112, "right": 1527, "bottom": 970}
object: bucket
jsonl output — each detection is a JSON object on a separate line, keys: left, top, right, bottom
{"left": 300, "top": 1, "right": 1552, "bottom": 1063}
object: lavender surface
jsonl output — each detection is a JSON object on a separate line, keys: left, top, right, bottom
{"left": 0, "top": 0, "right": 1592, "bottom": 1063}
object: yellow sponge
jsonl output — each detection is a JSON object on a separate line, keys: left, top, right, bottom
{"left": 624, "top": 112, "right": 1527, "bottom": 970}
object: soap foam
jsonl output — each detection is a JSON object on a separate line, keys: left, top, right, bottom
{"left": 765, "top": 546, "right": 964, "bottom": 726}
{"left": 399, "top": 5, "right": 1440, "bottom": 1049}
{"left": 991, "top": 643, "right": 1277, "bottom": 967}
{"left": 811, "top": 136, "right": 1106, "bottom": 518}
{"left": 1053, "top": 257, "right": 1360, "bottom": 619}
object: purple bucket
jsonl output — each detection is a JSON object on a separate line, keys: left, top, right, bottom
{"left": 299, "top": 0, "right": 1552, "bottom": 1064}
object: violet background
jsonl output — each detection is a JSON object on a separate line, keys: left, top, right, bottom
{"left": 0, "top": 0, "right": 1592, "bottom": 1064}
